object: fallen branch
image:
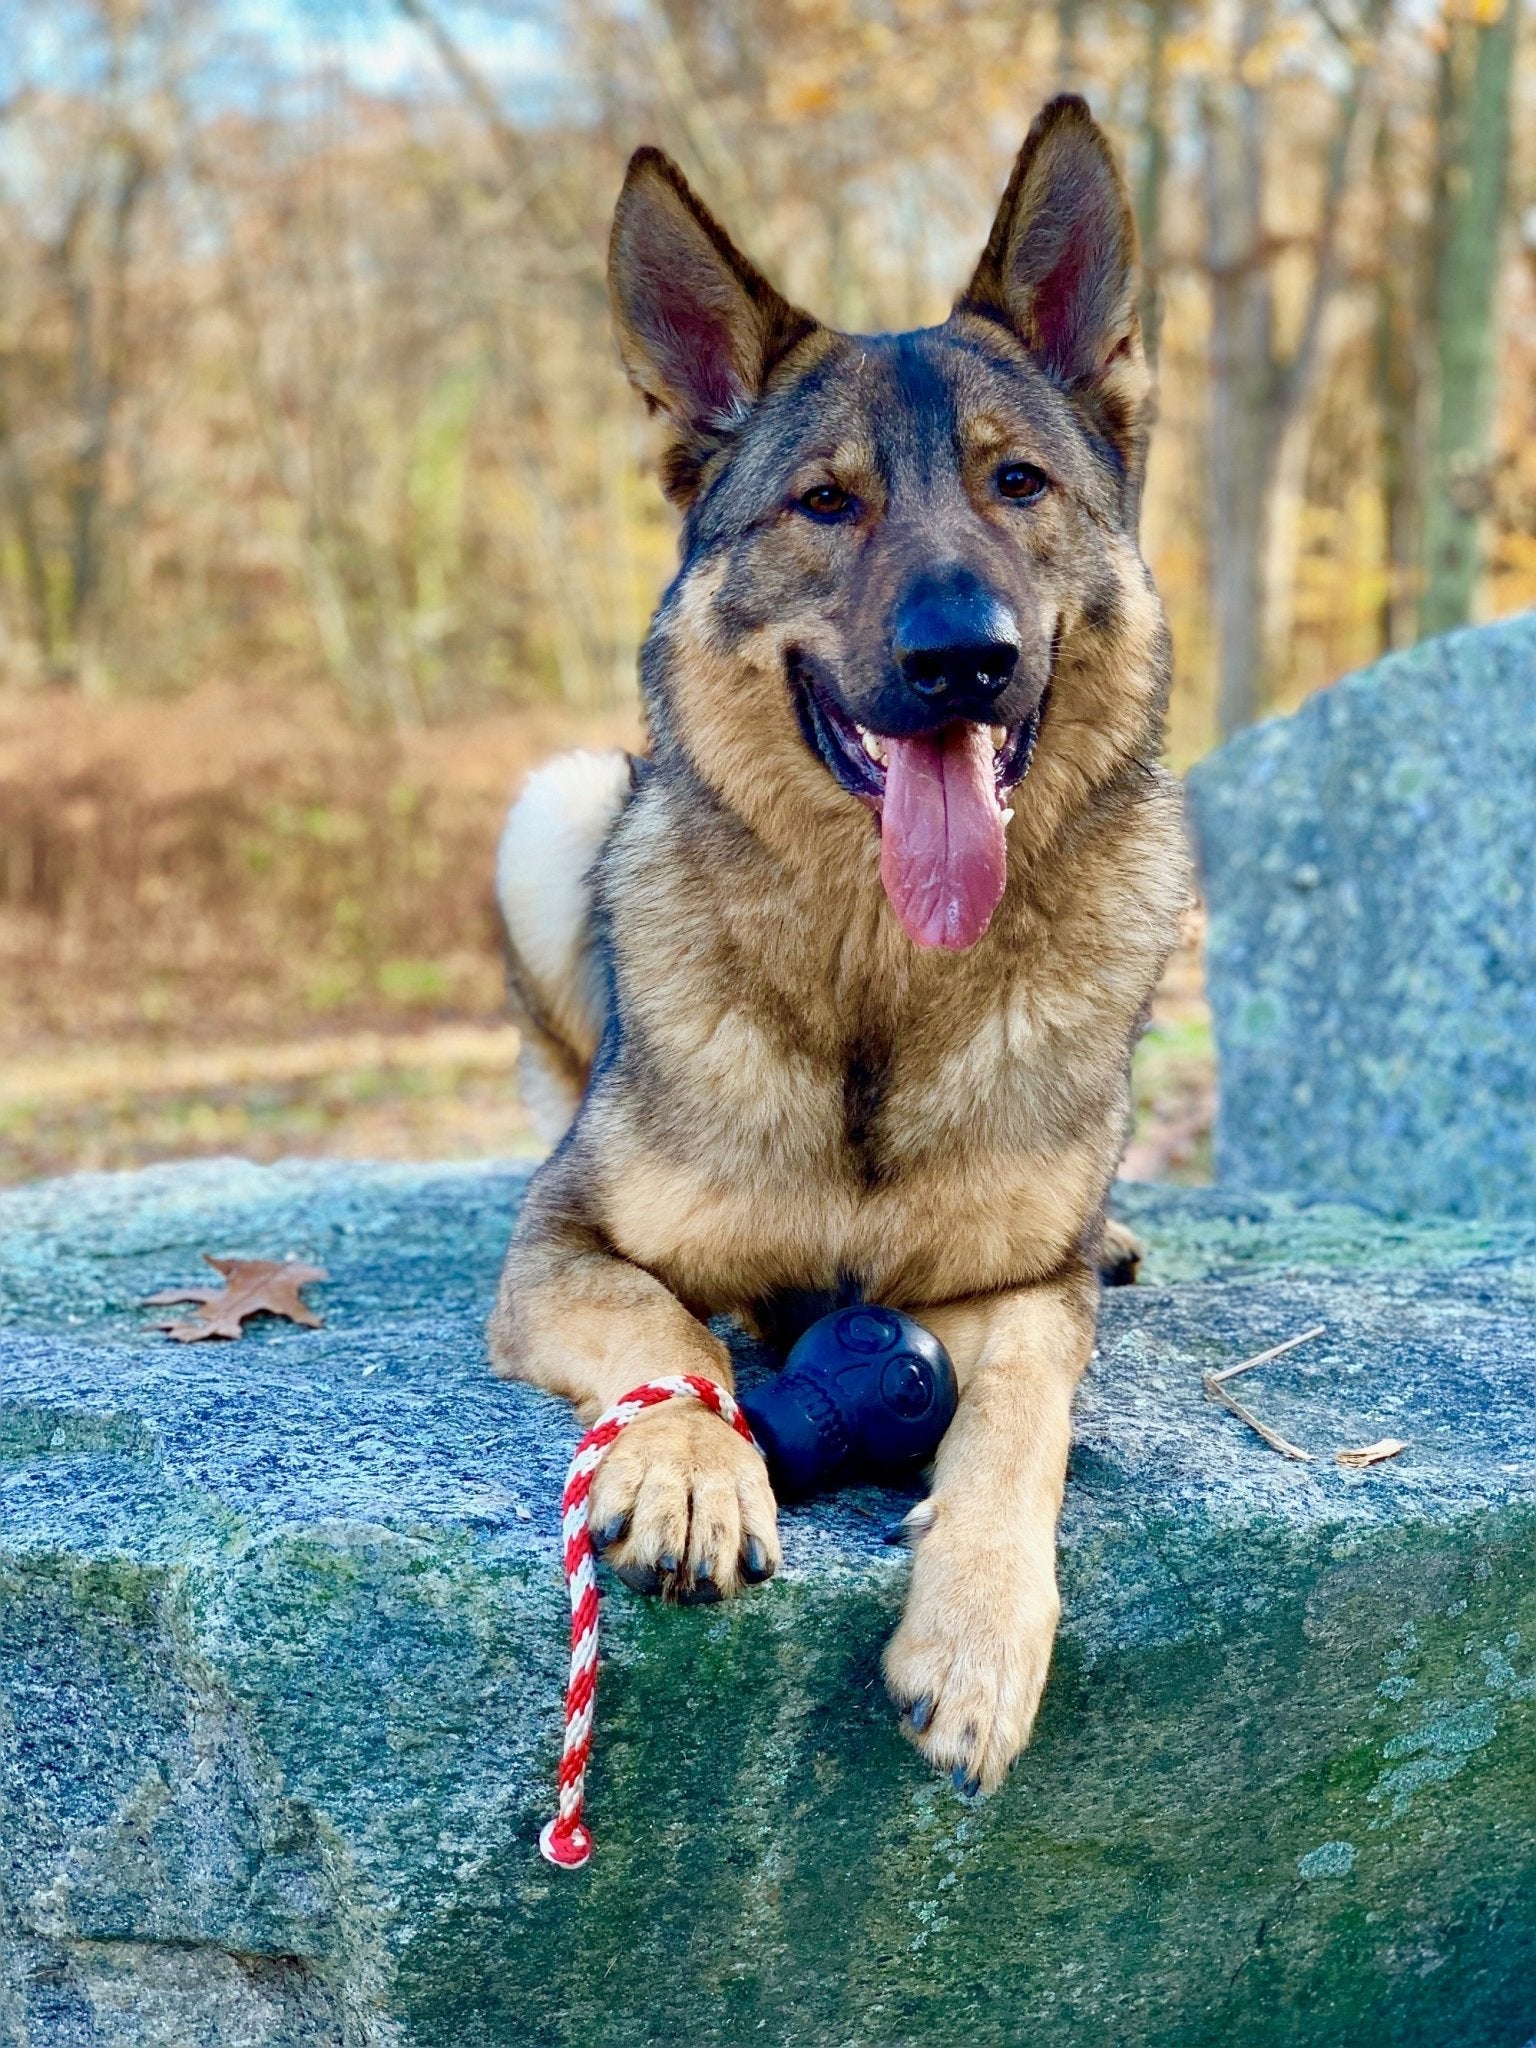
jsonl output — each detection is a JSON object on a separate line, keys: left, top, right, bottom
{"left": 1202, "top": 1324, "right": 1410, "bottom": 1469}
{"left": 1208, "top": 1324, "right": 1326, "bottom": 1386}
{"left": 1201, "top": 1370, "right": 1315, "bottom": 1462}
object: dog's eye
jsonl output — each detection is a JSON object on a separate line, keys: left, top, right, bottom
{"left": 996, "top": 462, "right": 1049, "bottom": 503}
{"left": 798, "top": 484, "right": 853, "bottom": 522}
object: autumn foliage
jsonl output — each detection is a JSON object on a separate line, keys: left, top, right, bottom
{"left": 0, "top": 0, "right": 1531, "bottom": 1147}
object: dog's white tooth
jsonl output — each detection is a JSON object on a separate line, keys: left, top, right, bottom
{"left": 860, "top": 729, "right": 886, "bottom": 764}
{"left": 1000, "top": 807, "right": 1015, "bottom": 826}
{"left": 990, "top": 725, "right": 1008, "bottom": 752}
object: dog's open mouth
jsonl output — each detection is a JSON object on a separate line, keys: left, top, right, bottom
{"left": 791, "top": 661, "right": 1044, "bottom": 952}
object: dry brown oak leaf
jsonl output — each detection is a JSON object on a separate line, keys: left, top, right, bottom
{"left": 143, "top": 1256, "right": 328, "bottom": 1342}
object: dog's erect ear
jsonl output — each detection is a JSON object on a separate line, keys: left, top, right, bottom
{"left": 958, "top": 97, "right": 1148, "bottom": 486}
{"left": 609, "top": 149, "right": 816, "bottom": 502}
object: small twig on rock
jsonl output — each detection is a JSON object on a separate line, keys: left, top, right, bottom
{"left": 1209, "top": 1324, "right": 1326, "bottom": 1386}
{"left": 1202, "top": 1373, "right": 1315, "bottom": 1461}
{"left": 1202, "top": 1327, "right": 1408, "bottom": 1469}
{"left": 1202, "top": 1324, "right": 1325, "bottom": 1462}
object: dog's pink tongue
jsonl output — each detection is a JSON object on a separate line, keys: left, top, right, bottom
{"left": 878, "top": 723, "right": 1006, "bottom": 950}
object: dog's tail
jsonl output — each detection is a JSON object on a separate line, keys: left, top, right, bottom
{"left": 495, "top": 747, "right": 633, "bottom": 1145}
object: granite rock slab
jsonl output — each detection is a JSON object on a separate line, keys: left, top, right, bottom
{"left": 2, "top": 1159, "right": 1536, "bottom": 2046}
{"left": 1188, "top": 611, "right": 1536, "bottom": 1220}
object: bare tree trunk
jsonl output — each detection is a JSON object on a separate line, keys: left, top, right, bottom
{"left": 0, "top": 398, "right": 60, "bottom": 676}
{"left": 637, "top": 0, "right": 766, "bottom": 250}
{"left": 62, "top": 140, "right": 150, "bottom": 666}
{"left": 182, "top": 134, "right": 373, "bottom": 718}
{"left": 1258, "top": 0, "right": 1386, "bottom": 677}
{"left": 1418, "top": 0, "right": 1522, "bottom": 639}
{"left": 1135, "top": 0, "right": 1175, "bottom": 371}
{"left": 1204, "top": 299, "right": 1273, "bottom": 739}
{"left": 1201, "top": 0, "right": 1390, "bottom": 736}
{"left": 1202, "top": 0, "right": 1274, "bottom": 739}
{"left": 392, "top": 0, "right": 587, "bottom": 251}
{"left": 600, "top": 396, "right": 643, "bottom": 708}
{"left": 1373, "top": 114, "right": 1421, "bottom": 651}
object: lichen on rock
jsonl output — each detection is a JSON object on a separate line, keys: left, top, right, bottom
{"left": 1189, "top": 612, "right": 1536, "bottom": 1220}
{"left": 3, "top": 1158, "right": 1536, "bottom": 2044}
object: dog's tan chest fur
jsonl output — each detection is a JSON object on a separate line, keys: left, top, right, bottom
{"left": 598, "top": 1125, "right": 1110, "bottom": 1312}
{"left": 584, "top": 774, "right": 1181, "bottom": 1313}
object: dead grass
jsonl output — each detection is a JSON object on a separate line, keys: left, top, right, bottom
{"left": 0, "top": 679, "right": 639, "bottom": 1052}
{"left": 0, "top": 679, "right": 636, "bottom": 1179}
{"left": 1123, "top": 910, "right": 1215, "bottom": 1184}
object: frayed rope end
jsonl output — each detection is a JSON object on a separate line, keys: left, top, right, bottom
{"left": 539, "top": 1816, "right": 592, "bottom": 1869}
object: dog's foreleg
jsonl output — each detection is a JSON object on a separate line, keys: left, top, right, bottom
{"left": 489, "top": 1187, "right": 781, "bottom": 1601}
{"left": 882, "top": 1263, "right": 1097, "bottom": 1793}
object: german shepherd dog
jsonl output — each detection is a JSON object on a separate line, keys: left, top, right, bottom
{"left": 490, "top": 95, "right": 1188, "bottom": 1794}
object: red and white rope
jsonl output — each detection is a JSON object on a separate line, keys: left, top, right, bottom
{"left": 539, "top": 1373, "right": 761, "bottom": 1870}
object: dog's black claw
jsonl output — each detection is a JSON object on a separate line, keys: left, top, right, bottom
{"left": 590, "top": 1516, "right": 628, "bottom": 1552}
{"left": 906, "top": 1695, "right": 934, "bottom": 1733}
{"left": 680, "top": 1565, "right": 721, "bottom": 1606}
{"left": 612, "top": 1562, "right": 662, "bottom": 1597}
{"left": 742, "top": 1537, "right": 773, "bottom": 1582}
{"left": 951, "top": 1766, "right": 982, "bottom": 1799}
{"left": 656, "top": 1551, "right": 679, "bottom": 1577}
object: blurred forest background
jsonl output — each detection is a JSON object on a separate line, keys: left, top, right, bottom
{"left": 0, "top": 0, "right": 1532, "bottom": 1184}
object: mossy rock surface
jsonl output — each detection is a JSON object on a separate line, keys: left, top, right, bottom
{"left": 1189, "top": 612, "right": 1536, "bottom": 1220}
{"left": 3, "top": 1159, "right": 1536, "bottom": 2047}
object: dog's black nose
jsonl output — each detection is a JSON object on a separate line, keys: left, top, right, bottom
{"left": 893, "top": 570, "right": 1020, "bottom": 711}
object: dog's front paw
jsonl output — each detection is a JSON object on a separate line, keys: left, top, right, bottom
{"left": 1098, "top": 1216, "right": 1143, "bottom": 1287}
{"left": 883, "top": 1509, "right": 1059, "bottom": 1794}
{"left": 587, "top": 1397, "right": 780, "bottom": 1603}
